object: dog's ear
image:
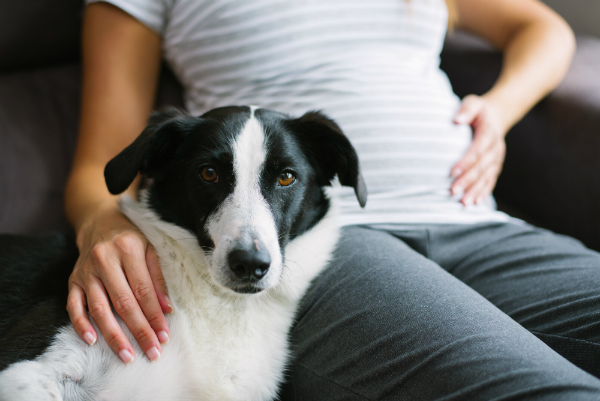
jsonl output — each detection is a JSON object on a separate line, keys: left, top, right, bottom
{"left": 104, "top": 109, "right": 192, "bottom": 195}
{"left": 287, "top": 111, "right": 367, "bottom": 208}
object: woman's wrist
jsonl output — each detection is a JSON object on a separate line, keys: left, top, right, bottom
{"left": 65, "top": 160, "right": 130, "bottom": 237}
{"left": 74, "top": 198, "right": 124, "bottom": 250}
{"left": 479, "top": 91, "right": 518, "bottom": 136}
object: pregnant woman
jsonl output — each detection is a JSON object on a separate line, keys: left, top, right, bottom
{"left": 65, "top": 0, "right": 600, "bottom": 398}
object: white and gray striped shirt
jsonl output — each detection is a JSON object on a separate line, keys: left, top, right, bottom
{"left": 90, "top": 0, "right": 511, "bottom": 226}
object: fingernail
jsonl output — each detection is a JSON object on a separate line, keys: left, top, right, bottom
{"left": 157, "top": 331, "right": 169, "bottom": 344}
{"left": 119, "top": 349, "right": 135, "bottom": 364}
{"left": 463, "top": 195, "right": 474, "bottom": 206}
{"left": 147, "top": 347, "right": 161, "bottom": 362}
{"left": 451, "top": 168, "right": 462, "bottom": 178}
{"left": 83, "top": 332, "right": 96, "bottom": 345}
{"left": 164, "top": 295, "right": 174, "bottom": 313}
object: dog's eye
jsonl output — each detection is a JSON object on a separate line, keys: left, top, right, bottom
{"left": 200, "top": 166, "right": 219, "bottom": 183}
{"left": 278, "top": 171, "right": 295, "bottom": 186}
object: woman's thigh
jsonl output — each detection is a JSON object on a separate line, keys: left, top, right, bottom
{"left": 422, "top": 222, "right": 600, "bottom": 379}
{"left": 281, "top": 226, "right": 600, "bottom": 400}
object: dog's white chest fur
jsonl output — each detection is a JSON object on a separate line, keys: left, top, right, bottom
{"left": 0, "top": 197, "right": 338, "bottom": 401}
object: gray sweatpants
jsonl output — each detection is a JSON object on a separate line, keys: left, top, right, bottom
{"left": 280, "top": 222, "right": 600, "bottom": 400}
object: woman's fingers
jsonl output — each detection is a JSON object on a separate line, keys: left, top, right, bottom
{"left": 67, "top": 281, "right": 97, "bottom": 346}
{"left": 451, "top": 134, "right": 487, "bottom": 185}
{"left": 451, "top": 94, "right": 508, "bottom": 204}
{"left": 146, "top": 245, "right": 173, "bottom": 315}
{"left": 457, "top": 151, "right": 497, "bottom": 203}
{"left": 85, "top": 274, "right": 137, "bottom": 364}
{"left": 451, "top": 96, "right": 486, "bottom": 179}
{"left": 455, "top": 141, "right": 504, "bottom": 205}
{"left": 451, "top": 129, "right": 495, "bottom": 195}
{"left": 476, "top": 167, "right": 501, "bottom": 205}
{"left": 116, "top": 238, "right": 171, "bottom": 346}
{"left": 93, "top": 236, "right": 164, "bottom": 362}
{"left": 463, "top": 166, "right": 495, "bottom": 206}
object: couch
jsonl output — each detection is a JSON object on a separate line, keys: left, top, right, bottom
{"left": 1, "top": 1, "right": 599, "bottom": 252}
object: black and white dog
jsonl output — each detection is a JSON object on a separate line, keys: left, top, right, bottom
{"left": 0, "top": 106, "right": 366, "bottom": 401}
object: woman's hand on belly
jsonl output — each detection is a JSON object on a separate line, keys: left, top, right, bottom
{"left": 449, "top": 0, "right": 575, "bottom": 206}
{"left": 449, "top": 94, "right": 507, "bottom": 206}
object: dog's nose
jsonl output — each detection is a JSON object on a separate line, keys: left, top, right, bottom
{"left": 228, "top": 240, "right": 271, "bottom": 281}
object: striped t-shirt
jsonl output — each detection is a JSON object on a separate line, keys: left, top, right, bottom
{"left": 90, "top": 0, "right": 511, "bottom": 226}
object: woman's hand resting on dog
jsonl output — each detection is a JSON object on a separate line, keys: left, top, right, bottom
{"left": 67, "top": 201, "right": 172, "bottom": 364}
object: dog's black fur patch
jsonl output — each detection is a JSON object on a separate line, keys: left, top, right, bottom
{"left": 0, "top": 233, "right": 79, "bottom": 370}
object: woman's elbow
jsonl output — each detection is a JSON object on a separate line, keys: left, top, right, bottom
{"left": 543, "top": 7, "right": 576, "bottom": 63}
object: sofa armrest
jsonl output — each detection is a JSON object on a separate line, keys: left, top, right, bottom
{"left": 440, "top": 31, "right": 600, "bottom": 252}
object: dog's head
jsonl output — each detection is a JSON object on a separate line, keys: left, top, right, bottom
{"left": 105, "top": 106, "right": 366, "bottom": 294}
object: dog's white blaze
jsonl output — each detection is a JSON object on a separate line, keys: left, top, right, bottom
{"left": 207, "top": 107, "right": 282, "bottom": 289}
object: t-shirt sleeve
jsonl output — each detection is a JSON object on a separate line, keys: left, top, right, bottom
{"left": 86, "top": 0, "right": 169, "bottom": 35}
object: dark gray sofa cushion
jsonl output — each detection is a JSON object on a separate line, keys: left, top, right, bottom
{"left": 0, "top": 0, "right": 83, "bottom": 73}
{"left": 0, "top": 64, "right": 80, "bottom": 234}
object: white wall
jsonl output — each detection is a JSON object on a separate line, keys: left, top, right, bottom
{"left": 542, "top": 0, "right": 600, "bottom": 37}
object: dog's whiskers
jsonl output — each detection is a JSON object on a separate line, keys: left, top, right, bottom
{"left": 284, "top": 241, "right": 321, "bottom": 259}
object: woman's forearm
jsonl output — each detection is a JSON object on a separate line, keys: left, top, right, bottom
{"left": 65, "top": 2, "right": 161, "bottom": 234}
